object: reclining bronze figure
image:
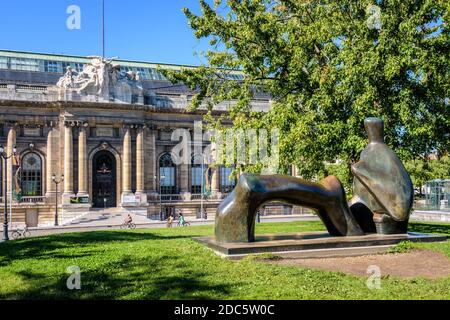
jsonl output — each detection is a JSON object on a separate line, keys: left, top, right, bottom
{"left": 215, "top": 117, "right": 414, "bottom": 243}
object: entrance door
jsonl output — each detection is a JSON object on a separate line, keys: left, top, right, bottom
{"left": 162, "top": 206, "right": 175, "bottom": 220}
{"left": 92, "top": 151, "right": 116, "bottom": 208}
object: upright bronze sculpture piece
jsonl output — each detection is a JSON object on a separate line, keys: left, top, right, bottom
{"left": 215, "top": 117, "right": 414, "bottom": 243}
{"left": 350, "top": 118, "right": 414, "bottom": 234}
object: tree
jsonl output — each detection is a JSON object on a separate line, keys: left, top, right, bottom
{"left": 164, "top": 0, "right": 450, "bottom": 188}
{"left": 405, "top": 154, "right": 450, "bottom": 195}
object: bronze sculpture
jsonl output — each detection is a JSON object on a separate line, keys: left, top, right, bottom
{"left": 350, "top": 118, "right": 413, "bottom": 234}
{"left": 215, "top": 118, "right": 414, "bottom": 243}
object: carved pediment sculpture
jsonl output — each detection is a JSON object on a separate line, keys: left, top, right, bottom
{"left": 56, "top": 56, "right": 143, "bottom": 103}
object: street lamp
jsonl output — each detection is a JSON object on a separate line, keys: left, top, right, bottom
{"left": 51, "top": 174, "right": 64, "bottom": 226}
{"left": 194, "top": 153, "right": 207, "bottom": 220}
{"left": 200, "top": 154, "right": 205, "bottom": 220}
{"left": 159, "top": 174, "right": 166, "bottom": 221}
{"left": 0, "top": 144, "right": 17, "bottom": 241}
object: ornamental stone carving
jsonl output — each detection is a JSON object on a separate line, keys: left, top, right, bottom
{"left": 57, "top": 56, "right": 143, "bottom": 104}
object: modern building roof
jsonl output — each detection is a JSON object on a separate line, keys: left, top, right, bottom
{"left": 0, "top": 49, "right": 245, "bottom": 81}
{"left": 0, "top": 49, "right": 271, "bottom": 105}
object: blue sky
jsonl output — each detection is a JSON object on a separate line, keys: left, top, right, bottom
{"left": 0, "top": 0, "right": 213, "bottom": 65}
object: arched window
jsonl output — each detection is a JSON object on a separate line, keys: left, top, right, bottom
{"left": 159, "top": 153, "right": 176, "bottom": 194}
{"left": 191, "top": 154, "right": 203, "bottom": 194}
{"left": 21, "top": 152, "right": 43, "bottom": 196}
{"left": 219, "top": 165, "right": 236, "bottom": 193}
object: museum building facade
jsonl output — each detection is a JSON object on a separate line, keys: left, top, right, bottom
{"left": 0, "top": 50, "right": 297, "bottom": 227}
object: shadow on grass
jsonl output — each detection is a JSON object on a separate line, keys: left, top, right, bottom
{"left": 0, "top": 231, "right": 193, "bottom": 266}
{"left": 409, "top": 222, "right": 450, "bottom": 236}
{"left": 2, "top": 253, "right": 236, "bottom": 300}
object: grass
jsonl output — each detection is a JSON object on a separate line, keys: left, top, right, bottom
{"left": 0, "top": 221, "right": 449, "bottom": 300}
{"left": 388, "top": 241, "right": 416, "bottom": 254}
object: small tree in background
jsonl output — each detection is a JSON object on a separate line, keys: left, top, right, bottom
{"left": 405, "top": 154, "right": 450, "bottom": 195}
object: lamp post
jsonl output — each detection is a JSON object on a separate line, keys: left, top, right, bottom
{"left": 159, "top": 174, "right": 165, "bottom": 221}
{"left": 200, "top": 154, "right": 205, "bottom": 220}
{"left": 51, "top": 174, "right": 64, "bottom": 226}
{"left": 0, "top": 144, "right": 17, "bottom": 241}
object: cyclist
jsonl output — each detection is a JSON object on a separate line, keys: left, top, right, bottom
{"left": 175, "top": 209, "right": 181, "bottom": 219}
{"left": 178, "top": 213, "right": 190, "bottom": 227}
{"left": 124, "top": 214, "right": 133, "bottom": 226}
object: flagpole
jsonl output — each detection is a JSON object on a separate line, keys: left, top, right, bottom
{"left": 102, "top": 0, "right": 105, "bottom": 58}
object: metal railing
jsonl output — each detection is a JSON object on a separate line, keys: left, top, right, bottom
{"left": 20, "top": 196, "right": 45, "bottom": 204}
{"left": 160, "top": 194, "right": 181, "bottom": 202}
{"left": 0, "top": 196, "right": 45, "bottom": 204}
{"left": 413, "top": 201, "right": 450, "bottom": 212}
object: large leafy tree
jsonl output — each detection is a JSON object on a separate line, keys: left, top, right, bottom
{"left": 164, "top": 0, "right": 450, "bottom": 187}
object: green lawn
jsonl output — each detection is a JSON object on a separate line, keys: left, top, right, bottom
{"left": 0, "top": 221, "right": 449, "bottom": 300}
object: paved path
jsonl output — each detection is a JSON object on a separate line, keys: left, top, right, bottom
{"left": 66, "top": 209, "right": 153, "bottom": 227}
{"left": 2, "top": 209, "right": 446, "bottom": 242}
{"left": 0, "top": 214, "right": 319, "bottom": 240}
{"left": 411, "top": 210, "right": 450, "bottom": 223}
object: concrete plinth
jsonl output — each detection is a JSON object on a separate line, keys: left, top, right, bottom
{"left": 135, "top": 192, "right": 148, "bottom": 205}
{"left": 61, "top": 193, "right": 76, "bottom": 205}
{"left": 194, "top": 232, "right": 448, "bottom": 260}
{"left": 121, "top": 192, "right": 137, "bottom": 206}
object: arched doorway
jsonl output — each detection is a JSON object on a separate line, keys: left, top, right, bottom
{"left": 92, "top": 150, "right": 117, "bottom": 208}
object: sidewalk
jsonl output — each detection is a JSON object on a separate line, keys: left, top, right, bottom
{"left": 411, "top": 210, "right": 450, "bottom": 223}
{"left": 2, "top": 209, "right": 448, "bottom": 241}
{"left": 0, "top": 214, "right": 319, "bottom": 240}
{"left": 41, "top": 213, "right": 317, "bottom": 231}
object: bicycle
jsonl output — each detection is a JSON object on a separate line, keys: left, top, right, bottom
{"left": 120, "top": 222, "right": 136, "bottom": 229}
{"left": 177, "top": 219, "right": 191, "bottom": 227}
{"left": 11, "top": 226, "right": 31, "bottom": 239}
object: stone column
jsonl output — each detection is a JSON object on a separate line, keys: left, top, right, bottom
{"left": 211, "top": 167, "right": 221, "bottom": 199}
{"left": 136, "top": 127, "right": 144, "bottom": 193}
{"left": 145, "top": 125, "right": 158, "bottom": 202}
{"left": 46, "top": 126, "right": 55, "bottom": 197}
{"left": 179, "top": 162, "right": 191, "bottom": 200}
{"left": 135, "top": 126, "right": 147, "bottom": 205}
{"left": 121, "top": 126, "right": 133, "bottom": 204}
{"left": 150, "top": 127, "right": 157, "bottom": 191}
{"left": 209, "top": 140, "right": 222, "bottom": 199}
{"left": 6, "top": 124, "right": 17, "bottom": 200}
{"left": 77, "top": 125, "right": 88, "bottom": 197}
{"left": 63, "top": 122, "right": 74, "bottom": 195}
